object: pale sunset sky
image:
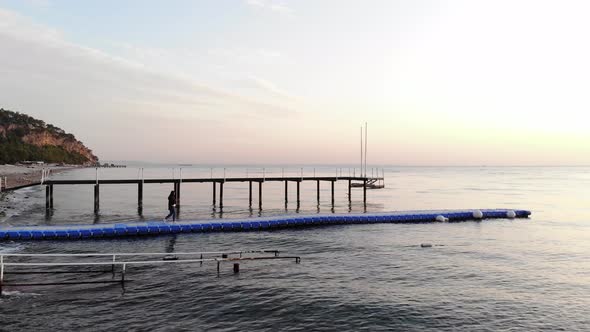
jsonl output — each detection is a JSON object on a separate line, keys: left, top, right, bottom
{"left": 1, "top": 0, "right": 588, "bottom": 165}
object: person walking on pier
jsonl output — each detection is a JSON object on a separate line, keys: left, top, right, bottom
{"left": 164, "top": 190, "right": 176, "bottom": 221}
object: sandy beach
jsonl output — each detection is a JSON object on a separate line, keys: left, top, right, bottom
{"left": 0, "top": 164, "right": 78, "bottom": 190}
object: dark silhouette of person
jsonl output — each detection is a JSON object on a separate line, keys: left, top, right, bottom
{"left": 164, "top": 190, "right": 176, "bottom": 221}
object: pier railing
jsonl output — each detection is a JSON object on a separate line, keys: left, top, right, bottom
{"left": 0, "top": 249, "right": 301, "bottom": 294}
{"left": 35, "top": 167, "right": 385, "bottom": 214}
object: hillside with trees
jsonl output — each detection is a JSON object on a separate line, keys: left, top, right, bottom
{"left": 0, "top": 108, "right": 98, "bottom": 165}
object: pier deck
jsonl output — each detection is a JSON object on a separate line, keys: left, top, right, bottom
{"left": 38, "top": 176, "right": 383, "bottom": 214}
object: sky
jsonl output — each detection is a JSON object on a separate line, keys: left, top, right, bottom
{"left": 0, "top": 0, "right": 589, "bottom": 165}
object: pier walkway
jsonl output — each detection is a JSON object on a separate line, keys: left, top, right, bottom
{"left": 0, "top": 209, "right": 531, "bottom": 241}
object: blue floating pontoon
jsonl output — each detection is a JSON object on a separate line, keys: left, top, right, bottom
{"left": 0, "top": 209, "right": 530, "bottom": 241}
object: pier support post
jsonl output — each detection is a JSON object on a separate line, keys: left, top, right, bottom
{"left": 363, "top": 179, "right": 367, "bottom": 205}
{"left": 220, "top": 182, "right": 224, "bottom": 209}
{"left": 331, "top": 180, "right": 335, "bottom": 206}
{"left": 45, "top": 185, "right": 50, "bottom": 210}
{"left": 50, "top": 184, "right": 54, "bottom": 209}
{"left": 296, "top": 181, "right": 300, "bottom": 205}
{"left": 348, "top": 179, "right": 351, "bottom": 202}
{"left": 284, "top": 181, "right": 288, "bottom": 205}
{"left": 138, "top": 181, "right": 143, "bottom": 212}
{"left": 213, "top": 182, "right": 216, "bottom": 205}
{"left": 94, "top": 184, "right": 100, "bottom": 213}
{"left": 317, "top": 180, "right": 320, "bottom": 203}
{"left": 248, "top": 181, "right": 252, "bottom": 207}
{"left": 176, "top": 181, "right": 181, "bottom": 208}
{"left": 258, "top": 181, "right": 262, "bottom": 210}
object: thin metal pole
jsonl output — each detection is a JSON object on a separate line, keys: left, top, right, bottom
{"left": 49, "top": 184, "right": 53, "bottom": 209}
{"left": 296, "top": 181, "right": 300, "bottom": 205}
{"left": 248, "top": 181, "right": 252, "bottom": 207}
{"left": 360, "top": 126, "right": 363, "bottom": 177}
{"left": 284, "top": 181, "right": 288, "bottom": 204}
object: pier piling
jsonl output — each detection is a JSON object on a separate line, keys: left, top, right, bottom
{"left": 213, "top": 182, "right": 216, "bottom": 205}
{"left": 363, "top": 180, "right": 367, "bottom": 205}
{"left": 331, "top": 181, "right": 335, "bottom": 206}
{"left": 348, "top": 180, "right": 352, "bottom": 202}
{"left": 138, "top": 182, "right": 143, "bottom": 211}
{"left": 94, "top": 184, "right": 100, "bottom": 213}
{"left": 220, "top": 182, "right": 224, "bottom": 209}
{"left": 284, "top": 181, "right": 288, "bottom": 205}
{"left": 248, "top": 181, "right": 252, "bottom": 207}
{"left": 45, "top": 185, "right": 50, "bottom": 210}
{"left": 49, "top": 184, "right": 53, "bottom": 209}
{"left": 316, "top": 180, "right": 320, "bottom": 203}
{"left": 176, "top": 181, "right": 181, "bottom": 208}
{"left": 258, "top": 181, "right": 262, "bottom": 210}
{"left": 296, "top": 181, "right": 300, "bottom": 205}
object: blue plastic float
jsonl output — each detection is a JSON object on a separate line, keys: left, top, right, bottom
{"left": 0, "top": 209, "right": 530, "bottom": 241}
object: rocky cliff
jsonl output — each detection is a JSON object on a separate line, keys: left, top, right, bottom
{"left": 0, "top": 108, "right": 98, "bottom": 165}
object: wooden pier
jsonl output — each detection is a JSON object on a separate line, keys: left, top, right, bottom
{"left": 41, "top": 175, "right": 383, "bottom": 214}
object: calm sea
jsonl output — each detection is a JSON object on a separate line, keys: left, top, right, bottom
{"left": 1, "top": 166, "right": 589, "bottom": 331}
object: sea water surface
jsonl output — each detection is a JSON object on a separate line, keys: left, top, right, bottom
{"left": 1, "top": 166, "right": 589, "bottom": 331}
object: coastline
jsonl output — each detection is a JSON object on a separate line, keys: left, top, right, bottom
{"left": 0, "top": 164, "right": 79, "bottom": 223}
{"left": 0, "top": 164, "right": 79, "bottom": 190}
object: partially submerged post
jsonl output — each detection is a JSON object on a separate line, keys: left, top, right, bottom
{"left": 296, "top": 181, "right": 301, "bottom": 206}
{"left": 219, "top": 181, "right": 224, "bottom": 209}
{"left": 94, "top": 184, "right": 100, "bottom": 213}
{"left": 212, "top": 182, "right": 216, "bottom": 205}
{"left": 316, "top": 180, "right": 320, "bottom": 203}
{"left": 331, "top": 180, "right": 335, "bottom": 206}
{"left": 348, "top": 179, "right": 352, "bottom": 202}
{"left": 248, "top": 181, "right": 252, "bottom": 207}
{"left": 49, "top": 184, "right": 53, "bottom": 209}
{"left": 284, "top": 181, "right": 288, "bottom": 205}
{"left": 258, "top": 181, "right": 263, "bottom": 210}
{"left": 363, "top": 179, "right": 367, "bottom": 205}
